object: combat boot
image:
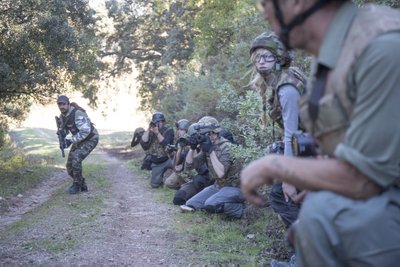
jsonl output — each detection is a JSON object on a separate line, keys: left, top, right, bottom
{"left": 81, "top": 178, "right": 88, "bottom": 192}
{"left": 67, "top": 182, "right": 81, "bottom": 194}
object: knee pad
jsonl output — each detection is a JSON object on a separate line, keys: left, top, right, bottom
{"left": 173, "top": 190, "right": 187, "bottom": 205}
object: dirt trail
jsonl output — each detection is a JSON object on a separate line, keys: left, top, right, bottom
{"left": 0, "top": 129, "right": 186, "bottom": 266}
{"left": 0, "top": 171, "right": 67, "bottom": 228}
{"left": 60, "top": 151, "right": 185, "bottom": 266}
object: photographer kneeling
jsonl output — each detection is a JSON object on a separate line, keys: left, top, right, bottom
{"left": 172, "top": 122, "right": 213, "bottom": 205}
{"left": 140, "top": 112, "right": 174, "bottom": 188}
{"left": 180, "top": 116, "right": 245, "bottom": 219}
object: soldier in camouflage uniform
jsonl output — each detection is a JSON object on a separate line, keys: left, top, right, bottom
{"left": 56, "top": 95, "right": 99, "bottom": 194}
{"left": 242, "top": 0, "right": 400, "bottom": 266}
{"left": 180, "top": 117, "right": 244, "bottom": 219}
{"left": 172, "top": 122, "right": 213, "bottom": 205}
{"left": 140, "top": 112, "right": 174, "bottom": 188}
{"left": 249, "top": 32, "right": 307, "bottom": 228}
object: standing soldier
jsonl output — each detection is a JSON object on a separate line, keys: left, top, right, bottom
{"left": 242, "top": 0, "right": 400, "bottom": 266}
{"left": 249, "top": 32, "right": 307, "bottom": 228}
{"left": 140, "top": 112, "right": 174, "bottom": 188}
{"left": 56, "top": 95, "right": 99, "bottom": 194}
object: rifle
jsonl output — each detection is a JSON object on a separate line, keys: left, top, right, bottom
{"left": 55, "top": 116, "right": 67, "bottom": 157}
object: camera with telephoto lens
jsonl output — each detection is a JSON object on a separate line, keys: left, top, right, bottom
{"left": 291, "top": 131, "right": 318, "bottom": 157}
{"left": 149, "top": 121, "right": 156, "bottom": 128}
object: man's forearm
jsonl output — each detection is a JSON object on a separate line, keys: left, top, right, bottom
{"left": 262, "top": 155, "right": 382, "bottom": 200}
{"left": 209, "top": 151, "right": 226, "bottom": 178}
{"left": 142, "top": 130, "right": 150, "bottom": 142}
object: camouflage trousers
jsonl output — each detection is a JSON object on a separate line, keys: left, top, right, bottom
{"left": 66, "top": 136, "right": 99, "bottom": 184}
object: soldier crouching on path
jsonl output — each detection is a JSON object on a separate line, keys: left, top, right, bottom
{"left": 140, "top": 112, "right": 174, "bottom": 188}
{"left": 242, "top": 0, "right": 400, "bottom": 266}
{"left": 180, "top": 116, "right": 245, "bottom": 219}
{"left": 56, "top": 95, "right": 99, "bottom": 194}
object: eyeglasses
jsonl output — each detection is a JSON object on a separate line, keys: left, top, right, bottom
{"left": 255, "top": 53, "right": 276, "bottom": 63}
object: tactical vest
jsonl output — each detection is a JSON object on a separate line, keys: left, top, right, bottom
{"left": 266, "top": 67, "right": 306, "bottom": 129}
{"left": 149, "top": 126, "right": 171, "bottom": 161}
{"left": 299, "top": 4, "right": 400, "bottom": 156}
{"left": 61, "top": 107, "right": 94, "bottom": 138}
{"left": 206, "top": 138, "right": 241, "bottom": 187}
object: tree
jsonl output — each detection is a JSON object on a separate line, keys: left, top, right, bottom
{"left": 103, "top": 0, "right": 197, "bottom": 110}
{"left": 0, "top": 0, "right": 102, "bottom": 145}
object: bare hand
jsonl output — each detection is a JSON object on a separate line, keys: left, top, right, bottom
{"left": 240, "top": 157, "right": 274, "bottom": 207}
{"left": 282, "top": 182, "right": 298, "bottom": 202}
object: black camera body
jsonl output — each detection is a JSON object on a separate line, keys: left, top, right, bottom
{"left": 291, "top": 131, "right": 318, "bottom": 157}
{"left": 177, "top": 133, "right": 206, "bottom": 148}
{"left": 149, "top": 121, "right": 156, "bottom": 128}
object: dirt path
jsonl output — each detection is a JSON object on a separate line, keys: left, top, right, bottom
{"left": 60, "top": 150, "right": 185, "bottom": 265}
{"left": 0, "top": 129, "right": 186, "bottom": 266}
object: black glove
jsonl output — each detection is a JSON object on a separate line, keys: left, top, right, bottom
{"left": 200, "top": 135, "right": 213, "bottom": 153}
{"left": 65, "top": 138, "right": 73, "bottom": 148}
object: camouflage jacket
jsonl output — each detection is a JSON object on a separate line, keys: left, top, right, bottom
{"left": 60, "top": 106, "right": 98, "bottom": 143}
{"left": 266, "top": 67, "right": 306, "bottom": 129}
{"left": 191, "top": 137, "right": 241, "bottom": 187}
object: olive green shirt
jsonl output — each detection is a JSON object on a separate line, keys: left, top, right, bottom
{"left": 318, "top": 2, "right": 400, "bottom": 188}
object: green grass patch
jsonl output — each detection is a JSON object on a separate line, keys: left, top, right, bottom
{"left": 0, "top": 163, "right": 111, "bottom": 255}
{"left": 0, "top": 129, "right": 63, "bottom": 197}
{"left": 174, "top": 209, "right": 288, "bottom": 265}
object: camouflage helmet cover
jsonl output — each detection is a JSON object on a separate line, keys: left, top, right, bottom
{"left": 197, "top": 116, "right": 222, "bottom": 134}
{"left": 175, "top": 119, "right": 190, "bottom": 131}
{"left": 249, "top": 32, "right": 292, "bottom": 68}
{"left": 151, "top": 112, "right": 165, "bottom": 123}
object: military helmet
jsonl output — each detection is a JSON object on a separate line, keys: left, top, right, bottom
{"left": 249, "top": 32, "right": 292, "bottom": 68}
{"left": 197, "top": 116, "right": 222, "bottom": 134}
{"left": 186, "top": 123, "right": 199, "bottom": 137}
{"left": 151, "top": 112, "right": 165, "bottom": 123}
{"left": 175, "top": 119, "right": 190, "bottom": 131}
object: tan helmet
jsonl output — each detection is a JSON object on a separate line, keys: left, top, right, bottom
{"left": 249, "top": 32, "right": 292, "bottom": 68}
{"left": 197, "top": 116, "right": 222, "bottom": 134}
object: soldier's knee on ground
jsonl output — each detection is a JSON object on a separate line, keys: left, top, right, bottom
{"left": 204, "top": 203, "right": 224, "bottom": 214}
{"left": 173, "top": 190, "right": 187, "bottom": 205}
{"left": 165, "top": 172, "right": 180, "bottom": 190}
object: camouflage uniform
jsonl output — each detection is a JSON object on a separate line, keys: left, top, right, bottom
{"left": 61, "top": 106, "right": 99, "bottom": 191}
{"left": 251, "top": 32, "right": 306, "bottom": 228}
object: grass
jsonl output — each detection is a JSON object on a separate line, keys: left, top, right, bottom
{"left": 0, "top": 129, "right": 63, "bottom": 197}
{"left": 0, "top": 163, "right": 111, "bottom": 254}
{"left": 124, "top": 144, "right": 290, "bottom": 265}
{"left": 0, "top": 128, "right": 290, "bottom": 264}
{"left": 172, "top": 208, "right": 288, "bottom": 265}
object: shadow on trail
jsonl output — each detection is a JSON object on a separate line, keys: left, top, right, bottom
{"left": 101, "top": 147, "right": 144, "bottom": 161}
